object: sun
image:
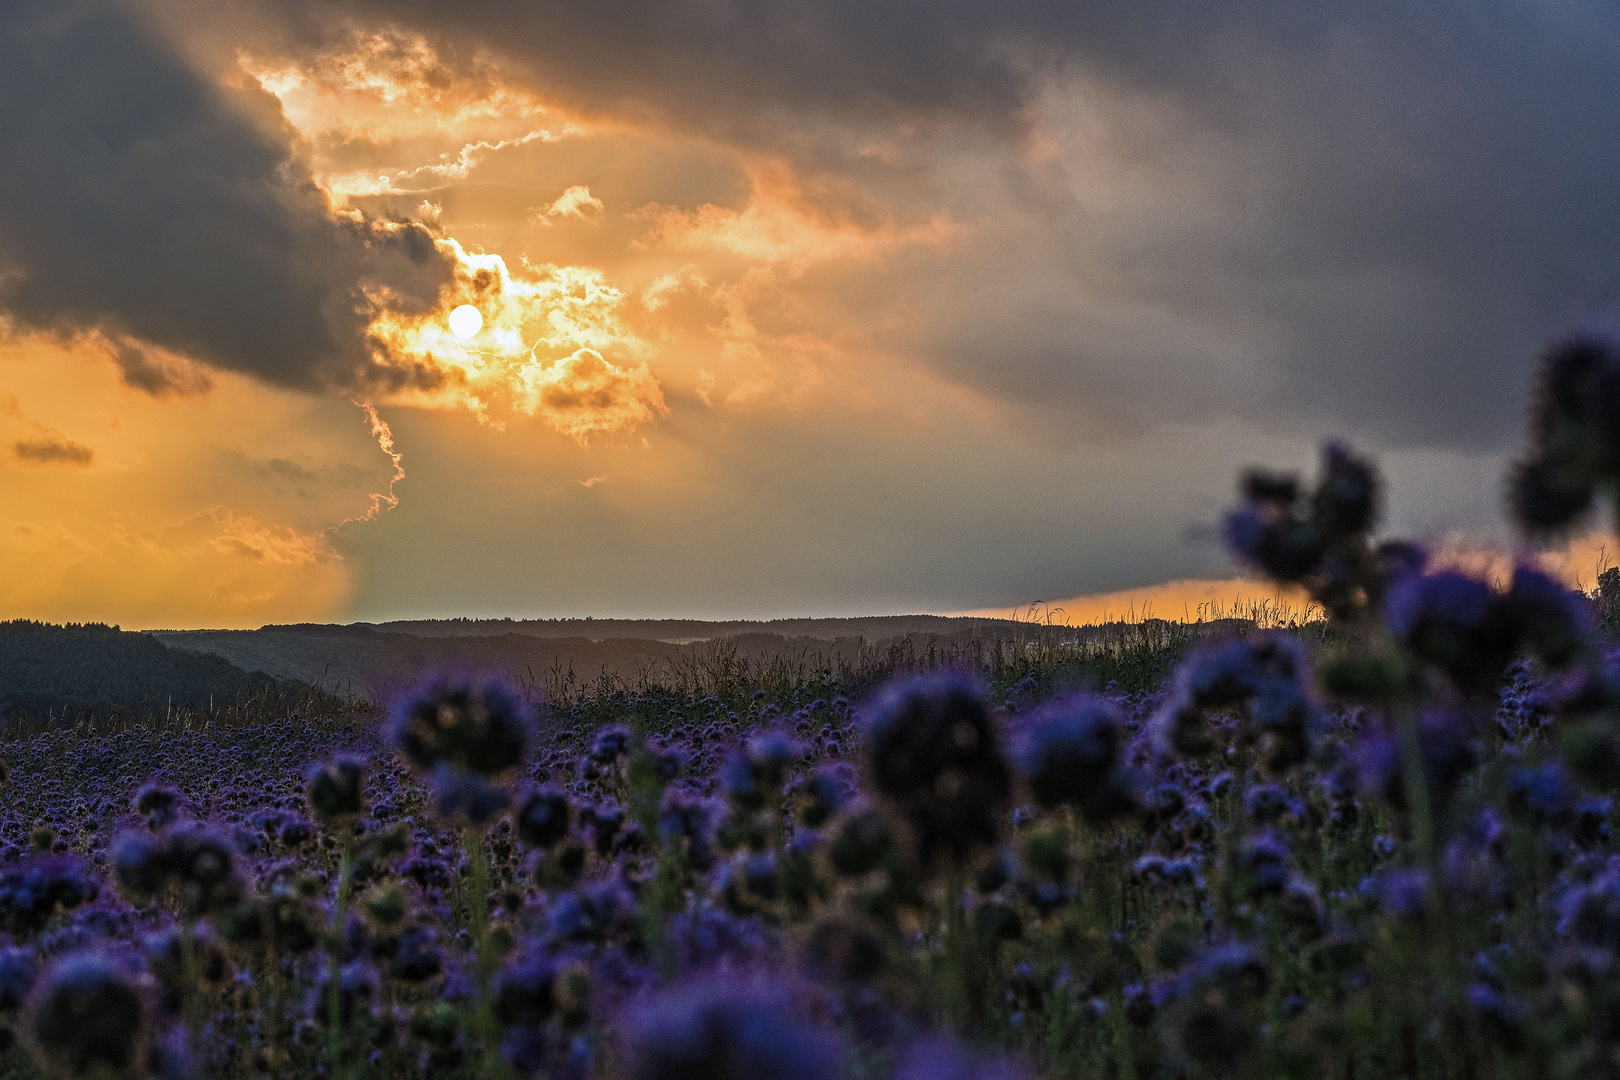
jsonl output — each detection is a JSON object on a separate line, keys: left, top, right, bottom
{"left": 448, "top": 304, "right": 483, "bottom": 339}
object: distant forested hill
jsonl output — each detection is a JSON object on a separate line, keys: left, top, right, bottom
{"left": 150, "top": 615, "right": 1250, "bottom": 703}
{"left": 149, "top": 620, "right": 1044, "bottom": 701}
{"left": 0, "top": 620, "right": 326, "bottom": 723}
{"left": 151, "top": 625, "right": 691, "bottom": 698}
{"left": 365, "top": 615, "right": 1027, "bottom": 642}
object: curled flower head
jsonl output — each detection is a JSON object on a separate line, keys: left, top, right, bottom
{"left": 721, "top": 730, "right": 803, "bottom": 815}
{"left": 658, "top": 789, "right": 718, "bottom": 871}
{"left": 133, "top": 783, "right": 184, "bottom": 831}
{"left": 26, "top": 952, "right": 148, "bottom": 1079}
{"left": 1510, "top": 454, "right": 1595, "bottom": 536}
{"left": 0, "top": 855, "right": 101, "bottom": 937}
{"left": 618, "top": 977, "right": 841, "bottom": 1080}
{"left": 390, "top": 676, "right": 533, "bottom": 778}
{"left": 1509, "top": 335, "right": 1620, "bottom": 538}
{"left": 746, "top": 730, "right": 800, "bottom": 789}
{"left": 1224, "top": 472, "right": 1326, "bottom": 582}
{"left": 1505, "top": 565, "right": 1591, "bottom": 667}
{"left": 1312, "top": 442, "right": 1380, "bottom": 538}
{"left": 0, "top": 945, "right": 36, "bottom": 1012}
{"left": 1224, "top": 442, "right": 1380, "bottom": 589}
{"left": 166, "top": 822, "right": 244, "bottom": 917}
{"left": 110, "top": 833, "right": 165, "bottom": 901}
{"left": 429, "top": 765, "right": 511, "bottom": 827}
{"left": 1154, "top": 634, "right": 1320, "bottom": 771}
{"left": 1240, "top": 830, "right": 1291, "bottom": 899}
{"left": 515, "top": 787, "right": 572, "bottom": 849}
{"left": 305, "top": 756, "right": 365, "bottom": 824}
{"left": 1017, "top": 695, "right": 1139, "bottom": 824}
{"left": 1384, "top": 570, "right": 1523, "bottom": 695}
{"left": 862, "top": 671, "right": 1012, "bottom": 871}
{"left": 799, "top": 764, "right": 855, "bottom": 828}
{"left": 547, "top": 879, "right": 639, "bottom": 947}
{"left": 110, "top": 822, "right": 242, "bottom": 917}
{"left": 392, "top": 923, "right": 443, "bottom": 983}
{"left": 590, "top": 725, "right": 632, "bottom": 766}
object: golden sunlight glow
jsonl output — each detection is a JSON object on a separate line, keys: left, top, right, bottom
{"left": 0, "top": 335, "right": 363, "bottom": 628}
{"left": 366, "top": 239, "right": 666, "bottom": 437}
{"left": 448, "top": 304, "right": 483, "bottom": 339}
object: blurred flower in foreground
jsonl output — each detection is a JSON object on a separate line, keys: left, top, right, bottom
{"left": 863, "top": 671, "right": 1012, "bottom": 872}
{"left": 390, "top": 676, "right": 533, "bottom": 777}
{"left": 26, "top": 952, "right": 148, "bottom": 1080}
{"left": 391, "top": 676, "right": 534, "bottom": 824}
{"left": 1017, "top": 694, "right": 1140, "bottom": 825}
{"left": 1510, "top": 334, "right": 1620, "bottom": 537}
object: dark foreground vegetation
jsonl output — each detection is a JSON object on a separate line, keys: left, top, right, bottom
{"left": 6, "top": 334, "right": 1620, "bottom": 1080}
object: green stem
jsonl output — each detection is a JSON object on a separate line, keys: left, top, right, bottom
{"left": 465, "top": 827, "right": 513, "bottom": 1080}
{"left": 1391, "top": 700, "right": 1479, "bottom": 1072}
{"left": 261, "top": 946, "right": 282, "bottom": 1072}
{"left": 1217, "top": 764, "right": 1249, "bottom": 927}
{"left": 178, "top": 918, "right": 199, "bottom": 1044}
{"left": 328, "top": 837, "right": 353, "bottom": 1080}
{"left": 940, "top": 872, "right": 978, "bottom": 1036}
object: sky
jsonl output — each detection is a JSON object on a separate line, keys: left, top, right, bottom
{"left": 2, "top": 0, "right": 1618, "bottom": 629}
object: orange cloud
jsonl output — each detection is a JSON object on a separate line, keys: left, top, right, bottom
{"left": 240, "top": 29, "right": 567, "bottom": 145}
{"left": 639, "top": 159, "right": 957, "bottom": 266}
{"left": 14, "top": 426, "right": 93, "bottom": 466}
{"left": 514, "top": 348, "right": 666, "bottom": 439}
{"left": 539, "top": 185, "right": 605, "bottom": 221}
{"left": 240, "top": 28, "right": 586, "bottom": 203}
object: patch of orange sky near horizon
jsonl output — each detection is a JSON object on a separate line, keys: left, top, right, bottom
{"left": 0, "top": 334, "right": 365, "bottom": 628}
{"left": 955, "top": 533, "right": 1620, "bottom": 627}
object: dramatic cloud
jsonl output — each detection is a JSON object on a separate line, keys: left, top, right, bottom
{"left": 14, "top": 429, "right": 93, "bottom": 466}
{"left": 638, "top": 161, "right": 957, "bottom": 267}
{"left": 0, "top": 0, "right": 453, "bottom": 393}
{"left": 243, "top": 0, "right": 1620, "bottom": 452}
{"left": 6, "top": 0, "right": 1620, "bottom": 626}
{"left": 515, "top": 348, "right": 666, "bottom": 438}
{"left": 543, "top": 186, "right": 604, "bottom": 222}
{"left": 107, "top": 337, "right": 213, "bottom": 397}
{"left": 366, "top": 239, "right": 666, "bottom": 435}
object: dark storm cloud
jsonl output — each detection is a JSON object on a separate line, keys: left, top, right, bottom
{"left": 0, "top": 0, "right": 454, "bottom": 392}
{"left": 902, "top": 1, "right": 1620, "bottom": 452}
{"left": 265, "top": 0, "right": 1620, "bottom": 452}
